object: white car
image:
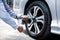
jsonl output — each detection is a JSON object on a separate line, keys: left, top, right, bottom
{"left": 6, "top": 0, "right": 60, "bottom": 39}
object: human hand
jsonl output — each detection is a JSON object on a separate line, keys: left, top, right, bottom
{"left": 22, "top": 15, "right": 28, "bottom": 22}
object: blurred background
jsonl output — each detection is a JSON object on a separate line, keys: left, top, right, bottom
{"left": 0, "top": 0, "right": 34, "bottom": 40}
{"left": 0, "top": 0, "right": 60, "bottom": 40}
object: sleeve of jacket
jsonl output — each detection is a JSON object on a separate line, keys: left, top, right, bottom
{"left": 2, "top": 0, "right": 21, "bottom": 19}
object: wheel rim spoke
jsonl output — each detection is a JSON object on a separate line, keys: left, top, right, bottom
{"left": 36, "top": 15, "right": 44, "bottom": 24}
{"left": 33, "top": 6, "right": 40, "bottom": 17}
{"left": 34, "top": 23, "right": 40, "bottom": 34}
{"left": 36, "top": 19, "right": 44, "bottom": 24}
{"left": 28, "top": 23, "right": 33, "bottom": 31}
{"left": 28, "top": 11, "right": 33, "bottom": 18}
{"left": 28, "top": 20, "right": 33, "bottom": 26}
{"left": 28, "top": 20, "right": 33, "bottom": 31}
{"left": 36, "top": 15, "right": 44, "bottom": 20}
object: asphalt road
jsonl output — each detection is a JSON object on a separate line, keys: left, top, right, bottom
{"left": 48, "top": 33, "right": 60, "bottom": 40}
{"left": 37, "top": 33, "right": 60, "bottom": 40}
{"left": 0, "top": 19, "right": 60, "bottom": 40}
{"left": 0, "top": 19, "right": 35, "bottom": 40}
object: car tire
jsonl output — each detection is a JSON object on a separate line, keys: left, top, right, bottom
{"left": 25, "top": 1, "right": 51, "bottom": 39}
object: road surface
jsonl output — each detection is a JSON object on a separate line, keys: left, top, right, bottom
{"left": 0, "top": 18, "right": 60, "bottom": 40}
{"left": 0, "top": 19, "right": 34, "bottom": 40}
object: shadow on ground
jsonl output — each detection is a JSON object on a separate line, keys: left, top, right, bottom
{"left": 36, "top": 33, "right": 60, "bottom": 40}
{"left": 23, "top": 30, "right": 60, "bottom": 40}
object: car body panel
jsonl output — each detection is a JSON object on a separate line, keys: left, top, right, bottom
{"left": 46, "top": 0, "right": 60, "bottom": 34}
{"left": 13, "top": 0, "right": 28, "bottom": 16}
{"left": 51, "top": 0, "right": 60, "bottom": 34}
{"left": 45, "top": 0, "right": 59, "bottom": 34}
{"left": 13, "top": 0, "right": 60, "bottom": 34}
{"left": 45, "top": 0, "right": 58, "bottom": 26}
{"left": 57, "top": 0, "right": 60, "bottom": 27}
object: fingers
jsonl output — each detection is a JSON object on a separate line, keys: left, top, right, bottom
{"left": 22, "top": 15, "right": 28, "bottom": 22}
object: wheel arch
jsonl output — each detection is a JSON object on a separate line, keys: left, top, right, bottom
{"left": 24, "top": 0, "right": 52, "bottom": 24}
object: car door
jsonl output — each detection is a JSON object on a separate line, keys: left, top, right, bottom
{"left": 57, "top": 0, "right": 60, "bottom": 27}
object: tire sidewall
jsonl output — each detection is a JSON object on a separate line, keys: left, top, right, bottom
{"left": 25, "top": 1, "right": 51, "bottom": 39}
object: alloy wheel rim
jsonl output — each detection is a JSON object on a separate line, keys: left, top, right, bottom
{"left": 27, "top": 6, "right": 44, "bottom": 35}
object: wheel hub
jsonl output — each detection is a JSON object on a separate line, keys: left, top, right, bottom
{"left": 32, "top": 18, "right": 36, "bottom": 22}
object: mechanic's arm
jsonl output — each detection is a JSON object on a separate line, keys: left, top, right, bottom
{"left": 2, "top": 0, "right": 20, "bottom": 19}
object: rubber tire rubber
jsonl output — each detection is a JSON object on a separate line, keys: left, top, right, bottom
{"left": 25, "top": 1, "right": 51, "bottom": 39}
